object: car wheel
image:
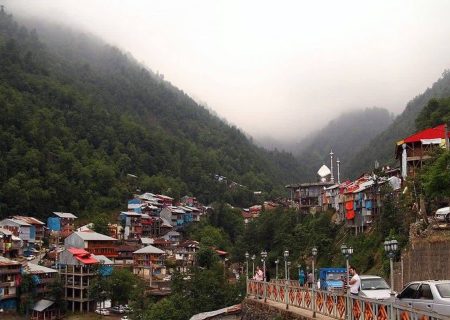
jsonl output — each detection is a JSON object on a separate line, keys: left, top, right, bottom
{"left": 446, "top": 214, "right": 450, "bottom": 223}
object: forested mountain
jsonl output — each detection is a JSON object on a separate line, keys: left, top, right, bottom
{"left": 344, "top": 70, "right": 450, "bottom": 176}
{"left": 0, "top": 11, "right": 305, "bottom": 218}
{"left": 292, "top": 107, "right": 393, "bottom": 180}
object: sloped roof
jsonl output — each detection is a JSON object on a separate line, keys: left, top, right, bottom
{"left": 0, "top": 256, "right": 20, "bottom": 266}
{"left": 120, "top": 211, "right": 141, "bottom": 217}
{"left": 68, "top": 248, "right": 98, "bottom": 264}
{"left": 33, "top": 299, "right": 55, "bottom": 312}
{"left": 73, "top": 231, "right": 117, "bottom": 241}
{"left": 92, "top": 255, "right": 114, "bottom": 265}
{"left": 399, "top": 124, "right": 450, "bottom": 145}
{"left": 24, "top": 263, "right": 58, "bottom": 274}
{"left": 53, "top": 212, "right": 77, "bottom": 219}
{"left": 13, "top": 216, "right": 45, "bottom": 225}
{"left": 161, "top": 218, "right": 173, "bottom": 228}
{"left": 133, "top": 245, "right": 165, "bottom": 254}
{"left": 1, "top": 218, "right": 31, "bottom": 226}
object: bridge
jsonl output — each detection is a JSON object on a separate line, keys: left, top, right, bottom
{"left": 246, "top": 279, "right": 446, "bottom": 320}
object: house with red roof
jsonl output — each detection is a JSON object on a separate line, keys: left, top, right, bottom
{"left": 58, "top": 247, "right": 101, "bottom": 312}
{"left": 396, "top": 124, "right": 450, "bottom": 178}
{"left": 64, "top": 230, "right": 118, "bottom": 259}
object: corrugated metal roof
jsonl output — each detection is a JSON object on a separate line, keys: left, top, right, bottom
{"left": 73, "top": 231, "right": 117, "bottom": 241}
{"left": 53, "top": 212, "right": 77, "bottom": 219}
{"left": 133, "top": 245, "right": 164, "bottom": 254}
{"left": 33, "top": 299, "right": 55, "bottom": 312}
{"left": 24, "top": 263, "right": 58, "bottom": 274}
{"left": 1, "top": 218, "right": 31, "bottom": 226}
{"left": 0, "top": 256, "right": 20, "bottom": 266}
{"left": 13, "top": 216, "right": 45, "bottom": 225}
{"left": 92, "top": 255, "right": 114, "bottom": 265}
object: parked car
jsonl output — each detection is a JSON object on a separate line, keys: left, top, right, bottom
{"left": 26, "top": 255, "right": 35, "bottom": 261}
{"left": 163, "top": 275, "right": 172, "bottom": 281}
{"left": 435, "top": 207, "right": 450, "bottom": 223}
{"left": 395, "top": 280, "right": 450, "bottom": 317}
{"left": 121, "top": 316, "right": 129, "bottom": 320}
{"left": 95, "top": 308, "right": 110, "bottom": 316}
{"left": 359, "top": 275, "right": 392, "bottom": 300}
{"left": 110, "top": 305, "right": 125, "bottom": 314}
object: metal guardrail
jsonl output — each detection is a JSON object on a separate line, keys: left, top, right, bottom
{"left": 247, "top": 279, "right": 446, "bottom": 320}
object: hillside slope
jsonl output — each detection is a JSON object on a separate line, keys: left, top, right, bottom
{"left": 293, "top": 107, "right": 392, "bottom": 180}
{"left": 344, "top": 70, "right": 450, "bottom": 176}
{"left": 0, "top": 11, "right": 304, "bottom": 218}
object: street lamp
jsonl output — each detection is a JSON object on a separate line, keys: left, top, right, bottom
{"left": 284, "top": 250, "right": 289, "bottom": 309}
{"left": 275, "top": 259, "right": 279, "bottom": 280}
{"left": 341, "top": 244, "right": 354, "bottom": 319}
{"left": 251, "top": 254, "right": 255, "bottom": 276}
{"left": 384, "top": 239, "right": 398, "bottom": 295}
{"left": 311, "top": 246, "right": 318, "bottom": 318}
{"left": 245, "top": 252, "right": 249, "bottom": 279}
{"left": 340, "top": 244, "right": 354, "bottom": 290}
{"left": 287, "top": 261, "right": 291, "bottom": 280}
{"left": 261, "top": 250, "right": 268, "bottom": 302}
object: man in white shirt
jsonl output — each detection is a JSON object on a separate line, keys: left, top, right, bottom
{"left": 348, "top": 266, "right": 361, "bottom": 295}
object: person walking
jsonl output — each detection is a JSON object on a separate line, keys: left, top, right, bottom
{"left": 348, "top": 265, "right": 361, "bottom": 296}
{"left": 299, "top": 268, "right": 305, "bottom": 286}
{"left": 307, "top": 272, "right": 314, "bottom": 288}
{"left": 253, "top": 266, "right": 264, "bottom": 281}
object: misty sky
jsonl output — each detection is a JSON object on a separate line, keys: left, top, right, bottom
{"left": 6, "top": 0, "right": 450, "bottom": 141}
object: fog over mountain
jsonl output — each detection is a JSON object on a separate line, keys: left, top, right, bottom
{"left": 5, "top": 0, "right": 450, "bottom": 143}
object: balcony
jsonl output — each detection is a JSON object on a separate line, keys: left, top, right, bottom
{"left": 0, "top": 268, "right": 20, "bottom": 275}
{"left": 0, "top": 281, "right": 15, "bottom": 287}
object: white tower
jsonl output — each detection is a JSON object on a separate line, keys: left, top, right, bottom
{"left": 336, "top": 158, "right": 341, "bottom": 184}
{"left": 330, "top": 150, "right": 335, "bottom": 183}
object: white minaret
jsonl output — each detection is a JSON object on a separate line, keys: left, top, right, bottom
{"left": 336, "top": 158, "right": 341, "bottom": 184}
{"left": 330, "top": 150, "right": 335, "bottom": 183}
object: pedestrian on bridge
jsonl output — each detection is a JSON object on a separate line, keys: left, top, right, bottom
{"left": 299, "top": 268, "right": 305, "bottom": 286}
{"left": 348, "top": 265, "right": 361, "bottom": 295}
{"left": 253, "top": 266, "right": 264, "bottom": 281}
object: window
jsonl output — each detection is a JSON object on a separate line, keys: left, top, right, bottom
{"left": 436, "top": 284, "right": 450, "bottom": 298}
{"left": 398, "top": 283, "right": 420, "bottom": 299}
{"left": 417, "top": 284, "right": 433, "bottom": 300}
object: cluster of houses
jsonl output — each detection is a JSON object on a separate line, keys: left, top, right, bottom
{"left": 286, "top": 123, "right": 450, "bottom": 233}
{"left": 0, "top": 192, "right": 219, "bottom": 318}
{"left": 0, "top": 123, "right": 447, "bottom": 318}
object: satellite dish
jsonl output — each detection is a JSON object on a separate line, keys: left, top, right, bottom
{"left": 317, "top": 165, "right": 331, "bottom": 178}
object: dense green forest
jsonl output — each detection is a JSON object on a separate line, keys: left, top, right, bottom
{"left": 0, "top": 11, "right": 305, "bottom": 218}
{"left": 292, "top": 107, "right": 393, "bottom": 180}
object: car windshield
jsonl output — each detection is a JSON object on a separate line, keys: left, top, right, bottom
{"left": 436, "top": 284, "right": 450, "bottom": 298}
{"left": 361, "top": 278, "right": 390, "bottom": 290}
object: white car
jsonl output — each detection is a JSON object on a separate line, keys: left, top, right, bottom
{"left": 395, "top": 280, "right": 450, "bottom": 317}
{"left": 26, "top": 255, "right": 35, "bottom": 261}
{"left": 435, "top": 207, "right": 450, "bottom": 223}
{"left": 358, "top": 275, "right": 392, "bottom": 300}
{"left": 95, "top": 308, "right": 110, "bottom": 316}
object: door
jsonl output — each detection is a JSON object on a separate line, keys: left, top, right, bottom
{"left": 396, "top": 283, "right": 420, "bottom": 308}
{"left": 412, "top": 284, "right": 434, "bottom": 314}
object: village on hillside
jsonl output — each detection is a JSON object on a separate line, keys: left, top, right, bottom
{"left": 0, "top": 124, "right": 449, "bottom": 319}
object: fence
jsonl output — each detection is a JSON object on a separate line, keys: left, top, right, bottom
{"left": 247, "top": 279, "right": 445, "bottom": 320}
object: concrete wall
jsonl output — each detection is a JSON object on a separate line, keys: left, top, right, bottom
{"left": 394, "top": 237, "right": 450, "bottom": 291}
